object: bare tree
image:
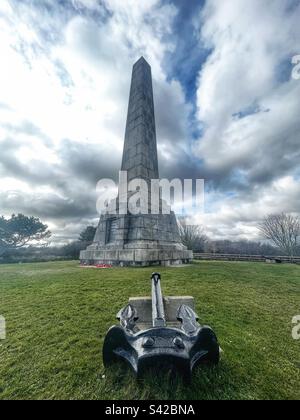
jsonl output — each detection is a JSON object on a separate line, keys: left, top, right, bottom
{"left": 178, "top": 219, "right": 208, "bottom": 251}
{"left": 258, "top": 213, "right": 300, "bottom": 257}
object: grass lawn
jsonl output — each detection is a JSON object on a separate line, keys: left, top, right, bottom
{"left": 0, "top": 260, "right": 299, "bottom": 400}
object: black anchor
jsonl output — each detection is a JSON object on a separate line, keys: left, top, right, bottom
{"left": 103, "top": 273, "right": 220, "bottom": 381}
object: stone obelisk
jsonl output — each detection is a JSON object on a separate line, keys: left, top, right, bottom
{"left": 121, "top": 57, "right": 159, "bottom": 184}
{"left": 80, "top": 57, "right": 192, "bottom": 266}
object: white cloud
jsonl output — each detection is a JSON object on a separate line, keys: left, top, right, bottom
{"left": 0, "top": 0, "right": 191, "bottom": 243}
{"left": 196, "top": 0, "right": 300, "bottom": 170}
{"left": 195, "top": 175, "right": 300, "bottom": 240}
{"left": 191, "top": 0, "right": 300, "bottom": 239}
{"left": 0, "top": 0, "right": 299, "bottom": 244}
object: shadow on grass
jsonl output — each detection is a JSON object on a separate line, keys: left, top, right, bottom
{"left": 102, "top": 359, "right": 245, "bottom": 400}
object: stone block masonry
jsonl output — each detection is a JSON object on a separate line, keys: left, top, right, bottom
{"left": 80, "top": 57, "right": 193, "bottom": 266}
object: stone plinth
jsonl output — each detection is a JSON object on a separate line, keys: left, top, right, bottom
{"left": 80, "top": 247, "right": 193, "bottom": 267}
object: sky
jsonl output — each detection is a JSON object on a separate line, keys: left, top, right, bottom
{"left": 0, "top": 0, "right": 299, "bottom": 244}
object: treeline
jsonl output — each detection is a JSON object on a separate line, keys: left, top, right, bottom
{"left": 178, "top": 215, "right": 300, "bottom": 257}
{"left": 0, "top": 241, "right": 89, "bottom": 264}
{"left": 201, "top": 239, "right": 283, "bottom": 256}
{"left": 0, "top": 237, "right": 286, "bottom": 265}
{"left": 1, "top": 212, "right": 299, "bottom": 263}
{"left": 0, "top": 221, "right": 96, "bottom": 264}
{"left": 178, "top": 220, "right": 284, "bottom": 256}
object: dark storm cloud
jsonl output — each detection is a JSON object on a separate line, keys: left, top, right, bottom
{"left": 154, "top": 79, "right": 189, "bottom": 145}
{"left": 0, "top": 136, "right": 116, "bottom": 222}
{"left": 0, "top": 189, "right": 96, "bottom": 220}
{"left": 0, "top": 136, "right": 101, "bottom": 223}
{"left": 0, "top": 138, "right": 57, "bottom": 186}
{"left": 58, "top": 139, "right": 121, "bottom": 185}
{"left": 0, "top": 132, "right": 121, "bottom": 223}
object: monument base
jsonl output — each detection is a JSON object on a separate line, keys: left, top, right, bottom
{"left": 80, "top": 247, "right": 193, "bottom": 267}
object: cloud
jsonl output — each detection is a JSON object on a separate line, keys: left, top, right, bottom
{"left": 184, "top": 0, "right": 300, "bottom": 238}
{"left": 195, "top": 0, "right": 300, "bottom": 188}
{"left": 0, "top": 0, "right": 299, "bottom": 243}
{"left": 0, "top": 0, "right": 193, "bottom": 242}
{"left": 71, "top": 0, "right": 104, "bottom": 12}
{"left": 199, "top": 175, "right": 300, "bottom": 241}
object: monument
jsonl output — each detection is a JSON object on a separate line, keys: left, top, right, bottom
{"left": 80, "top": 57, "right": 193, "bottom": 266}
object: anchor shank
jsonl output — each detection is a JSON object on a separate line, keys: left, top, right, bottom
{"left": 151, "top": 273, "right": 166, "bottom": 327}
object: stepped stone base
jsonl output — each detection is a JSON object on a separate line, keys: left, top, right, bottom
{"left": 80, "top": 247, "right": 193, "bottom": 267}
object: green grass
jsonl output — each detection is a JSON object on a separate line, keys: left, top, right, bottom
{"left": 0, "top": 260, "right": 299, "bottom": 400}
